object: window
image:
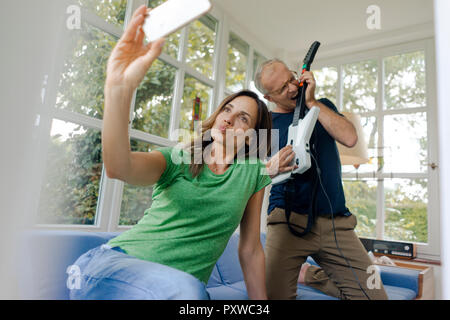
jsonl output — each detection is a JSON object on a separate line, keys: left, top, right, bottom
{"left": 186, "top": 15, "right": 218, "bottom": 78}
{"left": 250, "top": 51, "right": 267, "bottom": 101}
{"left": 78, "top": 0, "right": 127, "bottom": 27}
{"left": 179, "top": 75, "right": 212, "bottom": 134}
{"left": 36, "top": 1, "right": 126, "bottom": 226}
{"left": 133, "top": 59, "right": 177, "bottom": 138}
{"left": 56, "top": 21, "right": 118, "bottom": 119}
{"left": 312, "top": 67, "right": 338, "bottom": 104}
{"left": 119, "top": 140, "right": 158, "bottom": 226}
{"left": 37, "top": 120, "right": 102, "bottom": 225}
{"left": 36, "top": 0, "right": 274, "bottom": 231}
{"left": 313, "top": 44, "right": 435, "bottom": 256}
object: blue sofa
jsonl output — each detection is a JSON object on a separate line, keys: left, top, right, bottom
{"left": 19, "top": 230, "right": 420, "bottom": 300}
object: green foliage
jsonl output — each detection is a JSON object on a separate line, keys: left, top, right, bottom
{"left": 320, "top": 51, "right": 429, "bottom": 244}
{"left": 384, "top": 51, "right": 426, "bottom": 110}
{"left": 180, "top": 76, "right": 212, "bottom": 134}
{"left": 313, "top": 67, "right": 338, "bottom": 104}
{"left": 57, "top": 21, "right": 118, "bottom": 119}
{"left": 343, "top": 180, "right": 377, "bottom": 238}
{"left": 343, "top": 178, "right": 428, "bottom": 243}
{"left": 134, "top": 59, "right": 177, "bottom": 138}
{"left": 38, "top": 126, "right": 102, "bottom": 225}
{"left": 78, "top": 0, "right": 127, "bottom": 26}
{"left": 226, "top": 32, "right": 249, "bottom": 92}
{"left": 187, "top": 17, "right": 217, "bottom": 78}
{"left": 39, "top": 1, "right": 239, "bottom": 226}
{"left": 384, "top": 179, "right": 428, "bottom": 243}
{"left": 342, "top": 59, "right": 378, "bottom": 113}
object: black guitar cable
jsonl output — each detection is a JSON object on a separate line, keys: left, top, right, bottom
{"left": 309, "top": 151, "right": 371, "bottom": 300}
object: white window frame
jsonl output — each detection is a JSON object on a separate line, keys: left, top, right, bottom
{"left": 312, "top": 38, "right": 440, "bottom": 259}
{"left": 33, "top": 0, "right": 275, "bottom": 232}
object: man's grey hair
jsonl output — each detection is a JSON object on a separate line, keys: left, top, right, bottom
{"left": 254, "top": 58, "right": 289, "bottom": 95}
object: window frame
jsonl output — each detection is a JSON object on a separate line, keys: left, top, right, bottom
{"left": 33, "top": 0, "right": 275, "bottom": 232}
{"left": 312, "top": 38, "right": 440, "bottom": 259}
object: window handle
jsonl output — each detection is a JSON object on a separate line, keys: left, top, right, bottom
{"left": 429, "top": 162, "right": 438, "bottom": 170}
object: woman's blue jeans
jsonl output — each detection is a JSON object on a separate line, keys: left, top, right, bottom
{"left": 69, "top": 244, "right": 210, "bottom": 300}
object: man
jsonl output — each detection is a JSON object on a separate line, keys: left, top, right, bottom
{"left": 255, "top": 59, "right": 388, "bottom": 300}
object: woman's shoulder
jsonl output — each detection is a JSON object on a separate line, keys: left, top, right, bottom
{"left": 155, "top": 145, "right": 191, "bottom": 166}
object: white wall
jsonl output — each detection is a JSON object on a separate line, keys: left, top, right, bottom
{"left": 434, "top": 0, "right": 450, "bottom": 300}
{"left": 0, "top": 0, "right": 71, "bottom": 298}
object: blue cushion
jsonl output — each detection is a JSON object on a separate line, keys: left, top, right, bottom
{"left": 19, "top": 230, "right": 120, "bottom": 299}
{"left": 214, "top": 232, "right": 266, "bottom": 285}
{"left": 379, "top": 265, "right": 420, "bottom": 295}
{"left": 214, "top": 233, "right": 242, "bottom": 285}
{"left": 206, "top": 265, "right": 222, "bottom": 288}
{"left": 384, "top": 285, "right": 417, "bottom": 300}
{"left": 207, "top": 283, "right": 249, "bottom": 300}
{"left": 19, "top": 230, "right": 420, "bottom": 300}
{"left": 297, "top": 284, "right": 338, "bottom": 300}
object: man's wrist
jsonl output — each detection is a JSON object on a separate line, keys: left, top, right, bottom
{"left": 306, "top": 98, "right": 319, "bottom": 108}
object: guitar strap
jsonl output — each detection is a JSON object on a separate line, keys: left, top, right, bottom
{"left": 283, "top": 127, "right": 319, "bottom": 237}
{"left": 282, "top": 41, "right": 321, "bottom": 237}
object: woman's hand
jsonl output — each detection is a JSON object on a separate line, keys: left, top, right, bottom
{"left": 266, "top": 145, "right": 298, "bottom": 178}
{"left": 106, "top": 5, "right": 165, "bottom": 90}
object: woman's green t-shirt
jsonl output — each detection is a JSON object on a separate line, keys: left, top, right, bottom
{"left": 107, "top": 147, "right": 271, "bottom": 283}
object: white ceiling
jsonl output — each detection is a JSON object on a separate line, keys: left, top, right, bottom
{"left": 213, "top": 0, "right": 434, "bottom": 59}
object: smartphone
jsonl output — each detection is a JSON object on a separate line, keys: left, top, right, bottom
{"left": 143, "top": 0, "right": 212, "bottom": 42}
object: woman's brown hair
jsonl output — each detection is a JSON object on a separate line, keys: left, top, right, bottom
{"left": 186, "top": 90, "right": 272, "bottom": 178}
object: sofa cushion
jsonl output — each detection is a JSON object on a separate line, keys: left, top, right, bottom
{"left": 379, "top": 265, "right": 420, "bottom": 295}
{"left": 297, "top": 284, "right": 338, "bottom": 300}
{"left": 19, "top": 230, "right": 120, "bottom": 299}
{"left": 206, "top": 265, "right": 222, "bottom": 288}
{"left": 384, "top": 285, "right": 417, "bottom": 300}
{"left": 19, "top": 230, "right": 420, "bottom": 301}
{"left": 213, "top": 232, "right": 266, "bottom": 285}
{"left": 207, "top": 282, "right": 249, "bottom": 300}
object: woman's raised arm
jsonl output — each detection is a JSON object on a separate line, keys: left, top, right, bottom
{"left": 102, "top": 5, "right": 166, "bottom": 186}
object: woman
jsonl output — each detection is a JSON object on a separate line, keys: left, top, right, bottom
{"left": 69, "top": 5, "right": 272, "bottom": 300}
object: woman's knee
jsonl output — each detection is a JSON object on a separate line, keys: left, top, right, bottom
{"left": 164, "top": 272, "right": 209, "bottom": 300}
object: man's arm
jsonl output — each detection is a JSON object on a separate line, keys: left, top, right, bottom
{"left": 300, "top": 71, "right": 358, "bottom": 147}
{"left": 310, "top": 99, "right": 358, "bottom": 147}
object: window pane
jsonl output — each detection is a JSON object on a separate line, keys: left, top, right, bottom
{"left": 342, "top": 60, "right": 377, "bottom": 112}
{"left": 133, "top": 59, "right": 176, "bottom": 138}
{"left": 37, "top": 119, "right": 102, "bottom": 225}
{"left": 78, "top": 0, "right": 127, "bottom": 27}
{"left": 343, "top": 179, "right": 377, "bottom": 238}
{"left": 56, "top": 22, "right": 118, "bottom": 119}
{"left": 226, "top": 32, "right": 249, "bottom": 92}
{"left": 250, "top": 51, "right": 268, "bottom": 101}
{"left": 342, "top": 116, "right": 378, "bottom": 174}
{"left": 383, "top": 112, "right": 427, "bottom": 173}
{"left": 312, "top": 67, "right": 338, "bottom": 104}
{"left": 252, "top": 51, "right": 266, "bottom": 82}
{"left": 179, "top": 75, "right": 212, "bottom": 136}
{"left": 119, "top": 140, "right": 159, "bottom": 226}
{"left": 384, "top": 51, "right": 426, "bottom": 110}
{"left": 186, "top": 15, "right": 218, "bottom": 78}
{"left": 384, "top": 178, "right": 428, "bottom": 243}
{"left": 164, "top": 31, "right": 181, "bottom": 60}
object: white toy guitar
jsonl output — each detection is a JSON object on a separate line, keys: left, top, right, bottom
{"left": 272, "top": 41, "right": 321, "bottom": 185}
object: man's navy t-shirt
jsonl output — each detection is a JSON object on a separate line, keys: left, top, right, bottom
{"left": 268, "top": 98, "right": 351, "bottom": 217}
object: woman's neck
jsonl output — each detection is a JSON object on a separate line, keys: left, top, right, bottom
{"left": 207, "top": 142, "right": 236, "bottom": 169}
